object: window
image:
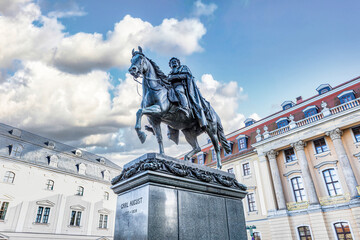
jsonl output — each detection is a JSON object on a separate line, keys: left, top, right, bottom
{"left": 76, "top": 186, "right": 84, "bottom": 196}
{"left": 211, "top": 148, "right": 216, "bottom": 162}
{"left": 244, "top": 118, "right": 255, "bottom": 127}
{"left": 10, "top": 144, "right": 23, "bottom": 157}
{"left": 104, "top": 192, "right": 109, "bottom": 201}
{"left": 0, "top": 202, "right": 9, "bottom": 220}
{"left": 35, "top": 206, "right": 51, "bottom": 223}
{"left": 227, "top": 168, "right": 234, "bottom": 174}
{"left": 323, "top": 169, "right": 342, "bottom": 196}
{"left": 46, "top": 180, "right": 54, "bottom": 190}
{"left": 253, "top": 232, "right": 261, "bottom": 240}
{"left": 338, "top": 90, "right": 355, "bottom": 104}
{"left": 238, "top": 137, "right": 247, "bottom": 151}
{"left": 320, "top": 88, "right": 329, "bottom": 94}
{"left": 247, "top": 193, "right": 257, "bottom": 212}
{"left": 276, "top": 118, "right": 289, "bottom": 128}
{"left": 291, "top": 177, "right": 307, "bottom": 202}
{"left": 3, "top": 171, "right": 15, "bottom": 183}
{"left": 297, "top": 226, "right": 312, "bottom": 240}
{"left": 304, "top": 108, "right": 318, "bottom": 118}
{"left": 313, "top": 138, "right": 328, "bottom": 154}
{"left": 284, "top": 148, "right": 296, "bottom": 163}
{"left": 352, "top": 126, "right": 360, "bottom": 142}
{"left": 70, "top": 211, "right": 82, "bottom": 226}
{"left": 99, "top": 214, "right": 108, "bottom": 229}
{"left": 333, "top": 222, "right": 353, "bottom": 240}
{"left": 242, "top": 163, "right": 250, "bottom": 176}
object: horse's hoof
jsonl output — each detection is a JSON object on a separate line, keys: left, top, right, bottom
{"left": 137, "top": 131, "right": 147, "bottom": 143}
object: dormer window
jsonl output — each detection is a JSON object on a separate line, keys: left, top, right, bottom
{"left": 196, "top": 152, "right": 206, "bottom": 165}
{"left": 9, "top": 144, "right": 23, "bottom": 158}
{"left": 224, "top": 141, "right": 233, "bottom": 157}
{"left": 10, "top": 129, "right": 21, "bottom": 137}
{"left": 77, "top": 163, "right": 86, "bottom": 175}
{"left": 45, "top": 141, "right": 55, "bottom": 149}
{"left": 244, "top": 118, "right": 255, "bottom": 127}
{"left": 211, "top": 148, "right": 217, "bottom": 162}
{"left": 276, "top": 117, "right": 289, "bottom": 128}
{"left": 102, "top": 170, "right": 111, "bottom": 181}
{"left": 281, "top": 101, "right": 295, "bottom": 111}
{"left": 337, "top": 90, "right": 355, "bottom": 104}
{"left": 74, "top": 149, "right": 82, "bottom": 157}
{"left": 302, "top": 105, "right": 318, "bottom": 118}
{"left": 98, "top": 158, "right": 106, "bottom": 164}
{"left": 316, "top": 84, "right": 332, "bottom": 95}
{"left": 236, "top": 135, "right": 248, "bottom": 151}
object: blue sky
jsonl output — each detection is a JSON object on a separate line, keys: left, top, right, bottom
{"left": 0, "top": 0, "right": 359, "bottom": 166}
{"left": 40, "top": 0, "right": 360, "bottom": 116}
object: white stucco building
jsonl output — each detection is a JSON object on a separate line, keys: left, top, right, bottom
{"left": 0, "top": 123, "right": 122, "bottom": 240}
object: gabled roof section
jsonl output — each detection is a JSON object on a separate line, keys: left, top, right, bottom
{"left": 302, "top": 105, "right": 318, "bottom": 113}
{"left": 337, "top": 89, "right": 355, "bottom": 98}
{"left": 281, "top": 101, "right": 295, "bottom": 107}
{"left": 316, "top": 83, "right": 332, "bottom": 92}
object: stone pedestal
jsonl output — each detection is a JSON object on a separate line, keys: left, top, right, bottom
{"left": 111, "top": 153, "right": 248, "bottom": 240}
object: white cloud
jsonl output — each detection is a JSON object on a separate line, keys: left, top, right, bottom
{"left": 53, "top": 15, "right": 206, "bottom": 73}
{"left": 197, "top": 74, "right": 248, "bottom": 132}
{"left": 193, "top": 0, "right": 217, "bottom": 17}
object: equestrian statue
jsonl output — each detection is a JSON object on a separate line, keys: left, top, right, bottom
{"left": 128, "top": 46, "right": 230, "bottom": 169}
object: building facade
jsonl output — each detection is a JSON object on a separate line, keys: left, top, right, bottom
{"left": 0, "top": 123, "right": 122, "bottom": 240}
{"left": 193, "top": 77, "right": 360, "bottom": 239}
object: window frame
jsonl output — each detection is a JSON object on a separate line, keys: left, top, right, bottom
{"left": 322, "top": 168, "right": 342, "bottom": 197}
{"left": 337, "top": 90, "right": 355, "bottom": 104}
{"left": 3, "top": 171, "right": 15, "bottom": 183}
{"left": 313, "top": 138, "right": 329, "bottom": 154}
{"left": 211, "top": 148, "right": 216, "bottom": 162}
{"left": 104, "top": 191, "right": 109, "bottom": 201}
{"left": 197, "top": 152, "right": 205, "bottom": 165}
{"left": 246, "top": 192, "right": 257, "bottom": 212}
{"left": 242, "top": 162, "right": 251, "bottom": 176}
{"left": 276, "top": 117, "right": 289, "bottom": 128}
{"left": 46, "top": 179, "right": 54, "bottom": 191}
{"left": 99, "top": 214, "right": 108, "bottom": 229}
{"left": 35, "top": 206, "right": 51, "bottom": 224}
{"left": 351, "top": 126, "right": 360, "bottom": 143}
{"left": 284, "top": 148, "right": 297, "bottom": 163}
{"left": 237, "top": 137, "right": 248, "bottom": 151}
{"left": 302, "top": 106, "right": 318, "bottom": 118}
{"left": 70, "top": 210, "right": 82, "bottom": 227}
{"left": 10, "top": 144, "right": 23, "bottom": 157}
{"left": 76, "top": 186, "right": 84, "bottom": 196}
{"left": 0, "top": 201, "right": 9, "bottom": 220}
{"left": 227, "top": 168, "right": 234, "bottom": 174}
{"left": 332, "top": 221, "right": 354, "bottom": 240}
{"left": 296, "top": 225, "right": 313, "bottom": 240}
{"left": 290, "top": 176, "right": 307, "bottom": 202}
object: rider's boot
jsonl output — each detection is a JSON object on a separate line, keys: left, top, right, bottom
{"left": 178, "top": 93, "right": 190, "bottom": 118}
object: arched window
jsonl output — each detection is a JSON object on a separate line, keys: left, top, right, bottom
{"left": 297, "top": 226, "right": 312, "bottom": 240}
{"left": 291, "top": 176, "right": 307, "bottom": 202}
{"left": 333, "top": 222, "right": 353, "bottom": 240}
{"left": 76, "top": 186, "right": 84, "bottom": 196}
{"left": 104, "top": 192, "right": 109, "bottom": 200}
{"left": 3, "top": 171, "right": 15, "bottom": 183}
{"left": 337, "top": 90, "right": 355, "bottom": 104}
{"left": 276, "top": 117, "right": 289, "bottom": 128}
{"left": 322, "top": 169, "right": 342, "bottom": 196}
{"left": 46, "top": 180, "right": 54, "bottom": 190}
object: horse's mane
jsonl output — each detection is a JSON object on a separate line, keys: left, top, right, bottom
{"left": 146, "top": 57, "right": 170, "bottom": 86}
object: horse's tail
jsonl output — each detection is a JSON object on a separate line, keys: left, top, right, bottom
{"left": 216, "top": 115, "right": 231, "bottom": 153}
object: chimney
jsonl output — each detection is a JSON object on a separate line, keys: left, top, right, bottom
{"left": 296, "top": 96, "right": 303, "bottom": 104}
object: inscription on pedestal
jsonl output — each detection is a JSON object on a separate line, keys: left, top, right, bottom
{"left": 115, "top": 186, "right": 149, "bottom": 240}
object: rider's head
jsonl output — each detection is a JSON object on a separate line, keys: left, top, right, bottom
{"left": 169, "top": 57, "right": 180, "bottom": 68}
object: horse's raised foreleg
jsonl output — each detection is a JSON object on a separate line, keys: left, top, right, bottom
{"left": 148, "top": 118, "right": 164, "bottom": 154}
{"left": 134, "top": 105, "right": 162, "bottom": 144}
{"left": 206, "top": 126, "right": 222, "bottom": 169}
{"left": 182, "top": 129, "right": 201, "bottom": 161}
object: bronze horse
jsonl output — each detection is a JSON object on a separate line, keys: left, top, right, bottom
{"left": 128, "top": 47, "right": 230, "bottom": 169}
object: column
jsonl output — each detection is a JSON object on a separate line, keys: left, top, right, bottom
{"left": 291, "top": 140, "right": 319, "bottom": 205}
{"left": 257, "top": 152, "right": 277, "bottom": 212}
{"left": 266, "top": 150, "right": 286, "bottom": 210}
{"left": 326, "top": 128, "right": 358, "bottom": 198}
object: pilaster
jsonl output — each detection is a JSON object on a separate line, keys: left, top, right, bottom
{"left": 266, "top": 150, "right": 286, "bottom": 210}
{"left": 291, "top": 140, "right": 319, "bottom": 205}
{"left": 326, "top": 128, "right": 358, "bottom": 198}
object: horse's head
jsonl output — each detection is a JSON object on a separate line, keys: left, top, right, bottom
{"left": 129, "top": 46, "right": 145, "bottom": 78}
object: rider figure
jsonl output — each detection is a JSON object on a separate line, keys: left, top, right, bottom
{"left": 168, "top": 57, "right": 209, "bottom": 128}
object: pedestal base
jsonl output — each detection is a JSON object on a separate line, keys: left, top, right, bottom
{"left": 111, "top": 153, "right": 248, "bottom": 240}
